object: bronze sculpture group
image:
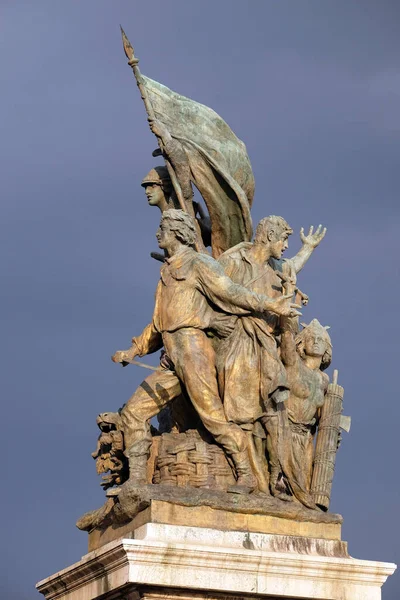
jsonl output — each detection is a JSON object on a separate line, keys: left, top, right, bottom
{"left": 78, "top": 29, "right": 350, "bottom": 532}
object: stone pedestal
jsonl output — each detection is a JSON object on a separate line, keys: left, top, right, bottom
{"left": 86, "top": 499, "right": 343, "bottom": 553}
{"left": 37, "top": 518, "right": 396, "bottom": 600}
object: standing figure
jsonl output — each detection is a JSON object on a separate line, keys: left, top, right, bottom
{"left": 280, "top": 318, "right": 332, "bottom": 491}
{"left": 217, "top": 216, "right": 326, "bottom": 505}
{"left": 112, "top": 209, "right": 299, "bottom": 493}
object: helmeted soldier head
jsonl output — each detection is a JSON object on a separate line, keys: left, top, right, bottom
{"left": 141, "top": 166, "right": 170, "bottom": 188}
{"left": 141, "top": 166, "right": 177, "bottom": 211}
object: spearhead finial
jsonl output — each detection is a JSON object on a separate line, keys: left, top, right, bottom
{"left": 120, "top": 25, "right": 138, "bottom": 65}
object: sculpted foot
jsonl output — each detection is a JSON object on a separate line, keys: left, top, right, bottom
{"left": 228, "top": 450, "right": 258, "bottom": 494}
{"left": 227, "top": 479, "right": 257, "bottom": 495}
{"left": 126, "top": 453, "right": 149, "bottom": 487}
{"left": 274, "top": 491, "right": 294, "bottom": 502}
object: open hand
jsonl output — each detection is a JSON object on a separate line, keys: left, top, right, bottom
{"left": 300, "top": 224, "right": 326, "bottom": 248}
{"left": 270, "top": 294, "right": 302, "bottom": 318}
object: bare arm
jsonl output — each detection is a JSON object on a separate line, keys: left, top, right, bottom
{"left": 163, "top": 138, "right": 193, "bottom": 205}
{"left": 149, "top": 119, "right": 194, "bottom": 209}
{"left": 291, "top": 225, "right": 326, "bottom": 274}
{"left": 150, "top": 118, "right": 209, "bottom": 251}
{"left": 280, "top": 317, "right": 298, "bottom": 366}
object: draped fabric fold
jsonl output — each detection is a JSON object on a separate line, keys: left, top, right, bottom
{"left": 142, "top": 75, "right": 254, "bottom": 256}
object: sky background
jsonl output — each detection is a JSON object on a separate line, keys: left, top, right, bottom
{"left": 1, "top": 1, "right": 399, "bottom": 598}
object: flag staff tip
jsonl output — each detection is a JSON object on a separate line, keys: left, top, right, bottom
{"left": 120, "top": 25, "right": 135, "bottom": 63}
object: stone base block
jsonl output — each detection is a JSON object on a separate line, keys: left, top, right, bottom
{"left": 37, "top": 523, "right": 396, "bottom": 600}
{"left": 88, "top": 499, "right": 342, "bottom": 552}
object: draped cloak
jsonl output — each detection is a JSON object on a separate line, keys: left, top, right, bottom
{"left": 217, "top": 243, "right": 288, "bottom": 424}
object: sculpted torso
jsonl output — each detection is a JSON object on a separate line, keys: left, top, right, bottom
{"left": 286, "top": 359, "right": 329, "bottom": 425}
{"left": 280, "top": 319, "right": 332, "bottom": 427}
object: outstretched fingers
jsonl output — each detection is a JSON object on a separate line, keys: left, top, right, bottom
{"left": 300, "top": 223, "right": 327, "bottom": 245}
{"left": 290, "top": 302, "right": 302, "bottom": 310}
{"left": 315, "top": 224, "right": 327, "bottom": 238}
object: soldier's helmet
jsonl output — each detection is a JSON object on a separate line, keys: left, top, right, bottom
{"left": 141, "top": 166, "right": 171, "bottom": 187}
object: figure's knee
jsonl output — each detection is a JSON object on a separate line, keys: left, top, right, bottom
{"left": 120, "top": 391, "right": 154, "bottom": 427}
{"left": 209, "top": 422, "right": 248, "bottom": 455}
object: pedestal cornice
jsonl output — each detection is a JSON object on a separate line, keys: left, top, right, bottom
{"left": 37, "top": 525, "right": 396, "bottom": 600}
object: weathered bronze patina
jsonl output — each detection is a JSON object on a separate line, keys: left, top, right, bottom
{"left": 77, "top": 29, "right": 350, "bottom": 541}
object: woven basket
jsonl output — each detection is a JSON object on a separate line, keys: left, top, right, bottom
{"left": 152, "top": 429, "right": 235, "bottom": 490}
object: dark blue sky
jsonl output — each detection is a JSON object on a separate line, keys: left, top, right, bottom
{"left": 1, "top": 2, "right": 399, "bottom": 598}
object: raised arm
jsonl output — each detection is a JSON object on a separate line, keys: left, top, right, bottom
{"left": 280, "top": 316, "right": 298, "bottom": 366}
{"left": 149, "top": 119, "right": 194, "bottom": 211}
{"left": 291, "top": 225, "right": 326, "bottom": 274}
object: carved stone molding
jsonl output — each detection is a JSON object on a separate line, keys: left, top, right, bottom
{"left": 37, "top": 524, "right": 396, "bottom": 600}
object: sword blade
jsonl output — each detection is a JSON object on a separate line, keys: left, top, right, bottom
{"left": 123, "top": 358, "right": 160, "bottom": 371}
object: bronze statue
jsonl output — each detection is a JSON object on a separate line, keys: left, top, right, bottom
{"left": 121, "top": 27, "right": 254, "bottom": 257}
{"left": 147, "top": 120, "right": 211, "bottom": 247}
{"left": 280, "top": 319, "right": 331, "bottom": 493}
{"left": 112, "top": 209, "right": 300, "bottom": 493}
{"left": 141, "top": 166, "right": 177, "bottom": 213}
{"left": 77, "top": 30, "right": 349, "bottom": 536}
{"left": 216, "top": 217, "right": 325, "bottom": 503}
{"left": 91, "top": 412, "right": 127, "bottom": 490}
{"left": 141, "top": 129, "right": 211, "bottom": 256}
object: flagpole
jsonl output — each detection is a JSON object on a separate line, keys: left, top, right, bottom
{"left": 120, "top": 27, "right": 202, "bottom": 251}
{"left": 120, "top": 26, "right": 156, "bottom": 121}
